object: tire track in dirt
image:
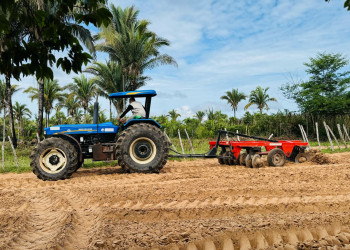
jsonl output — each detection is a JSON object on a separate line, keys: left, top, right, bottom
{"left": 109, "top": 193, "right": 350, "bottom": 217}
{"left": 8, "top": 194, "right": 74, "bottom": 250}
{"left": 178, "top": 222, "right": 350, "bottom": 250}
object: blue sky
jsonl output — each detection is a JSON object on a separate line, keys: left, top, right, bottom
{"left": 11, "top": 0, "right": 350, "bottom": 119}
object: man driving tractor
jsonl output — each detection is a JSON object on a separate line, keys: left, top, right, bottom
{"left": 117, "top": 97, "right": 146, "bottom": 123}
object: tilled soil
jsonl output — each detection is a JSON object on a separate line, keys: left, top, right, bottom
{"left": 1, "top": 152, "right": 350, "bottom": 249}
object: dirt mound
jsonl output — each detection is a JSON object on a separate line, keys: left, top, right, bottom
{"left": 309, "top": 149, "right": 335, "bottom": 165}
{"left": 0, "top": 152, "right": 350, "bottom": 249}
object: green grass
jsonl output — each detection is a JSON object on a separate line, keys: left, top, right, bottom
{"left": 0, "top": 142, "right": 32, "bottom": 173}
{"left": 321, "top": 147, "right": 350, "bottom": 154}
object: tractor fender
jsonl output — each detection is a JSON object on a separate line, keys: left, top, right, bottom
{"left": 51, "top": 134, "right": 83, "bottom": 163}
{"left": 123, "top": 119, "right": 161, "bottom": 129}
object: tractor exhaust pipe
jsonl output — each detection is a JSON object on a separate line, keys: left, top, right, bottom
{"left": 93, "top": 102, "right": 99, "bottom": 124}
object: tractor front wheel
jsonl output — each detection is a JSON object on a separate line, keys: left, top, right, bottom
{"left": 116, "top": 123, "right": 169, "bottom": 173}
{"left": 30, "top": 137, "right": 78, "bottom": 181}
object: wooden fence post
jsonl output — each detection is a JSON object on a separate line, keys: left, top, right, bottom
{"left": 36, "top": 133, "right": 41, "bottom": 143}
{"left": 178, "top": 129, "right": 185, "bottom": 154}
{"left": 337, "top": 124, "right": 347, "bottom": 148}
{"left": 298, "top": 125, "right": 306, "bottom": 142}
{"left": 299, "top": 125, "right": 310, "bottom": 149}
{"left": 184, "top": 128, "right": 195, "bottom": 154}
{"left": 164, "top": 129, "right": 177, "bottom": 152}
{"left": 315, "top": 122, "right": 321, "bottom": 150}
{"left": 343, "top": 124, "right": 350, "bottom": 141}
{"left": 327, "top": 125, "right": 340, "bottom": 150}
{"left": 323, "top": 122, "right": 334, "bottom": 151}
{"left": 224, "top": 128, "right": 229, "bottom": 141}
{"left": 8, "top": 136, "right": 19, "bottom": 169}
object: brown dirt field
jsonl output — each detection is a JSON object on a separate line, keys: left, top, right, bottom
{"left": 1, "top": 152, "right": 350, "bottom": 250}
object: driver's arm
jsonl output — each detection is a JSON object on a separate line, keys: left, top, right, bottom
{"left": 119, "top": 104, "right": 133, "bottom": 119}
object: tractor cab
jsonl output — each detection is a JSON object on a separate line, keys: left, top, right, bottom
{"left": 109, "top": 90, "right": 160, "bottom": 129}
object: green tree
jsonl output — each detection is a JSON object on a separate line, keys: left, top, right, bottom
{"left": 281, "top": 53, "right": 350, "bottom": 117}
{"left": 168, "top": 109, "right": 181, "bottom": 122}
{"left": 245, "top": 86, "right": 277, "bottom": 114}
{"left": 95, "top": 5, "right": 177, "bottom": 108}
{"left": 220, "top": 89, "right": 247, "bottom": 119}
{"left": 59, "top": 94, "right": 80, "bottom": 118}
{"left": 13, "top": 101, "right": 31, "bottom": 139}
{"left": 25, "top": 79, "right": 64, "bottom": 127}
{"left": 0, "top": 0, "right": 111, "bottom": 140}
{"left": 85, "top": 61, "right": 148, "bottom": 116}
{"left": 0, "top": 81, "right": 20, "bottom": 147}
{"left": 194, "top": 111, "right": 205, "bottom": 123}
{"left": 66, "top": 75, "right": 97, "bottom": 122}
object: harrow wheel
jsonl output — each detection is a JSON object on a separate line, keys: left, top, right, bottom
{"left": 267, "top": 148, "right": 286, "bottom": 167}
{"left": 252, "top": 154, "right": 264, "bottom": 168}
{"left": 295, "top": 152, "right": 310, "bottom": 163}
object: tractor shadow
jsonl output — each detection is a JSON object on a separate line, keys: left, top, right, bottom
{"left": 74, "top": 166, "right": 125, "bottom": 176}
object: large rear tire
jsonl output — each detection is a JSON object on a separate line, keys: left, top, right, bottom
{"left": 116, "top": 123, "right": 169, "bottom": 173}
{"left": 30, "top": 137, "right": 78, "bottom": 181}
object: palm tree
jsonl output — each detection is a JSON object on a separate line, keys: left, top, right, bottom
{"left": 194, "top": 111, "right": 205, "bottom": 123}
{"left": 25, "top": 78, "right": 64, "bottom": 127}
{"left": 22, "top": 1, "right": 97, "bottom": 139}
{"left": 13, "top": 102, "right": 32, "bottom": 140}
{"left": 95, "top": 5, "right": 177, "bottom": 109}
{"left": 66, "top": 75, "right": 97, "bottom": 123}
{"left": 167, "top": 109, "right": 180, "bottom": 122}
{"left": 0, "top": 2, "right": 26, "bottom": 148}
{"left": 84, "top": 61, "right": 148, "bottom": 116}
{"left": 244, "top": 86, "right": 277, "bottom": 114}
{"left": 59, "top": 94, "right": 80, "bottom": 118}
{"left": 220, "top": 89, "right": 247, "bottom": 119}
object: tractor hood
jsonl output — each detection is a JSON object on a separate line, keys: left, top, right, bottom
{"left": 44, "top": 122, "right": 119, "bottom": 135}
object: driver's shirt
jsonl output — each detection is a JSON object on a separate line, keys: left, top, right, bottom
{"left": 120, "top": 101, "right": 146, "bottom": 118}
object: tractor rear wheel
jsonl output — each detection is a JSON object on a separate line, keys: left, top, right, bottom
{"left": 116, "top": 123, "right": 169, "bottom": 173}
{"left": 267, "top": 148, "right": 286, "bottom": 167}
{"left": 30, "top": 137, "right": 78, "bottom": 181}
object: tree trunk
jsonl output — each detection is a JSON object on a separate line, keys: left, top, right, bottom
{"left": 2, "top": 106, "right": 6, "bottom": 171}
{"left": 37, "top": 78, "right": 44, "bottom": 140}
{"left": 5, "top": 74, "right": 17, "bottom": 148}
{"left": 17, "top": 120, "right": 20, "bottom": 141}
{"left": 109, "top": 99, "right": 112, "bottom": 121}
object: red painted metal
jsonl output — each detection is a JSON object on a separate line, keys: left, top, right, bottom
{"left": 209, "top": 140, "right": 308, "bottom": 159}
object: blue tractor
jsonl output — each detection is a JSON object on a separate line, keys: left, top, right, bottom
{"left": 30, "top": 90, "right": 169, "bottom": 181}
